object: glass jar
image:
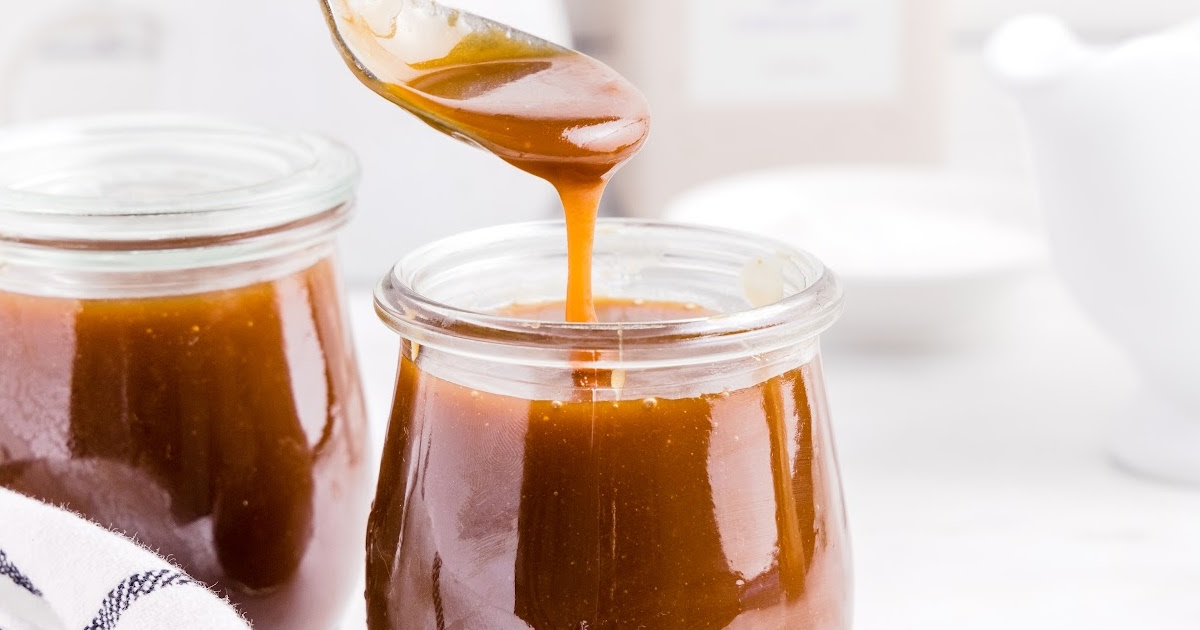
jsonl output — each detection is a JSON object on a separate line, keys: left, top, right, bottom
{"left": 371, "top": 219, "right": 851, "bottom": 629}
{"left": 0, "top": 115, "right": 371, "bottom": 630}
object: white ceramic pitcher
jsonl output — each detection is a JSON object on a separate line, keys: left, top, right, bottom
{"left": 986, "top": 15, "right": 1200, "bottom": 484}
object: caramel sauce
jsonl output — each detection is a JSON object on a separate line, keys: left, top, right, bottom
{"left": 328, "top": 7, "right": 650, "bottom": 321}
{"left": 366, "top": 300, "right": 850, "bottom": 629}
{"left": 0, "top": 260, "right": 370, "bottom": 629}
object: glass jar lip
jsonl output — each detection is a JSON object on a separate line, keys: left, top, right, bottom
{"left": 0, "top": 113, "right": 359, "bottom": 246}
{"left": 375, "top": 219, "right": 844, "bottom": 362}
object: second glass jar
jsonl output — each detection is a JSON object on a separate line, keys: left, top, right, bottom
{"left": 0, "top": 115, "right": 372, "bottom": 630}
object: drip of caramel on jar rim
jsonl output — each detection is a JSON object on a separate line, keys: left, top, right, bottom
{"left": 325, "top": 2, "right": 651, "bottom": 322}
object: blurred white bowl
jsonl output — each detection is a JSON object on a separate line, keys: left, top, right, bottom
{"left": 664, "top": 167, "right": 1049, "bottom": 351}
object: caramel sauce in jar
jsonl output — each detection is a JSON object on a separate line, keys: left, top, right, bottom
{"left": 0, "top": 116, "right": 371, "bottom": 630}
{"left": 369, "top": 222, "right": 851, "bottom": 630}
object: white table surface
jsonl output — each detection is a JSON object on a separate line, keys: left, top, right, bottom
{"left": 341, "top": 271, "right": 1200, "bottom": 629}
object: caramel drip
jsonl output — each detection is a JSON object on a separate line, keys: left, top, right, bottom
{"left": 327, "top": 3, "right": 650, "bottom": 321}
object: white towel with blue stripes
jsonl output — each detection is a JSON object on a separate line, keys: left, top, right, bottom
{"left": 0, "top": 488, "right": 249, "bottom": 630}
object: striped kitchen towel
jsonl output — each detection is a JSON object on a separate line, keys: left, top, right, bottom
{"left": 0, "top": 488, "right": 249, "bottom": 630}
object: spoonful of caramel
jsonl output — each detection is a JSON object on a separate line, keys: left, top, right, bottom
{"left": 321, "top": 0, "right": 651, "bottom": 322}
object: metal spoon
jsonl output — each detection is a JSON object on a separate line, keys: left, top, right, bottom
{"left": 319, "top": 0, "right": 649, "bottom": 176}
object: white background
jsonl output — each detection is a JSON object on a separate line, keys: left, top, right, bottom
{"left": 2, "top": 1, "right": 1200, "bottom": 626}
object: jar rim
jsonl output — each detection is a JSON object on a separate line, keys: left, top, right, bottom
{"left": 0, "top": 113, "right": 359, "bottom": 247}
{"left": 375, "top": 219, "right": 844, "bottom": 366}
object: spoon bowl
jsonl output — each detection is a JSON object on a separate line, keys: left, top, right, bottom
{"left": 319, "top": 0, "right": 650, "bottom": 178}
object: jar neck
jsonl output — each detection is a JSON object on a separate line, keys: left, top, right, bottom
{"left": 406, "top": 337, "right": 822, "bottom": 402}
{"left": 377, "top": 220, "right": 843, "bottom": 399}
{"left": 0, "top": 202, "right": 350, "bottom": 299}
{"left": 0, "top": 115, "right": 360, "bottom": 299}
